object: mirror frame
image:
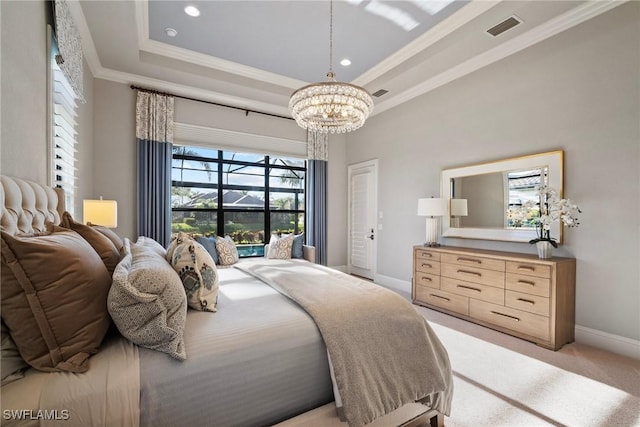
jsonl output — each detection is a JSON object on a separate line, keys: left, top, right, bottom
{"left": 441, "top": 150, "right": 564, "bottom": 243}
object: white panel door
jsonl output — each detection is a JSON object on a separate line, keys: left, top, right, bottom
{"left": 348, "top": 160, "right": 377, "bottom": 280}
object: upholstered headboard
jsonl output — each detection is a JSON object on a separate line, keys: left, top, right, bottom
{"left": 0, "top": 176, "right": 64, "bottom": 236}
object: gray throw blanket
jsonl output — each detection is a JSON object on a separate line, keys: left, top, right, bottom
{"left": 236, "top": 259, "right": 453, "bottom": 427}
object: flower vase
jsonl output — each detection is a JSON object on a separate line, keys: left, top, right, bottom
{"left": 536, "top": 241, "right": 553, "bottom": 259}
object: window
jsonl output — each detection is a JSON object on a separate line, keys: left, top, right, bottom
{"left": 50, "top": 39, "right": 78, "bottom": 216}
{"left": 171, "top": 147, "right": 306, "bottom": 257}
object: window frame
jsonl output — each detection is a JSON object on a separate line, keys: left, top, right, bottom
{"left": 171, "top": 147, "right": 306, "bottom": 257}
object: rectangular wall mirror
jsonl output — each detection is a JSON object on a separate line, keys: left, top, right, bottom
{"left": 441, "top": 151, "right": 564, "bottom": 243}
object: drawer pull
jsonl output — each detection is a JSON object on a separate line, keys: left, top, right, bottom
{"left": 490, "top": 311, "right": 521, "bottom": 322}
{"left": 517, "top": 298, "right": 535, "bottom": 305}
{"left": 420, "top": 252, "right": 433, "bottom": 258}
{"left": 457, "top": 257, "right": 482, "bottom": 264}
{"left": 517, "top": 265, "right": 535, "bottom": 271}
{"left": 458, "top": 269, "right": 482, "bottom": 277}
{"left": 457, "top": 284, "right": 481, "bottom": 292}
{"left": 421, "top": 276, "right": 432, "bottom": 282}
{"left": 517, "top": 279, "right": 536, "bottom": 286}
{"left": 421, "top": 263, "right": 432, "bottom": 268}
{"left": 430, "top": 294, "right": 450, "bottom": 302}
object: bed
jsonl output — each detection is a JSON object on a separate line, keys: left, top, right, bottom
{"left": 0, "top": 175, "right": 452, "bottom": 427}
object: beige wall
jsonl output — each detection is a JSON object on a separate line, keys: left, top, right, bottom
{"left": 346, "top": 3, "right": 640, "bottom": 342}
{"left": 0, "top": 1, "right": 94, "bottom": 214}
{"left": 92, "top": 81, "right": 348, "bottom": 267}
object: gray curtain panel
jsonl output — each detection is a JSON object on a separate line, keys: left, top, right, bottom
{"left": 306, "top": 131, "right": 328, "bottom": 265}
{"left": 135, "top": 91, "right": 174, "bottom": 247}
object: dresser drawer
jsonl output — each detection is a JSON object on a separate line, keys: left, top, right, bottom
{"left": 415, "top": 286, "right": 469, "bottom": 316}
{"left": 441, "top": 276, "right": 504, "bottom": 305}
{"left": 469, "top": 300, "right": 550, "bottom": 341}
{"left": 505, "top": 290, "right": 550, "bottom": 317}
{"left": 415, "top": 272, "right": 440, "bottom": 289}
{"left": 415, "top": 249, "right": 441, "bottom": 262}
{"left": 506, "top": 261, "right": 551, "bottom": 278}
{"left": 415, "top": 259, "right": 441, "bottom": 275}
{"left": 506, "top": 273, "right": 550, "bottom": 298}
{"left": 441, "top": 263, "right": 505, "bottom": 288}
{"left": 442, "top": 253, "right": 505, "bottom": 272}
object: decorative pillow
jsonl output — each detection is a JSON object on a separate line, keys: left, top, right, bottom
{"left": 267, "top": 234, "right": 294, "bottom": 259}
{"left": 195, "top": 235, "right": 219, "bottom": 265}
{"left": 108, "top": 239, "right": 187, "bottom": 360}
{"left": 0, "top": 227, "right": 112, "bottom": 372}
{"left": 1, "top": 321, "right": 29, "bottom": 385}
{"left": 61, "top": 211, "right": 121, "bottom": 275}
{"left": 91, "top": 224, "right": 124, "bottom": 253}
{"left": 136, "top": 235, "right": 167, "bottom": 258}
{"left": 292, "top": 234, "right": 305, "bottom": 259}
{"left": 170, "top": 240, "right": 219, "bottom": 312}
{"left": 166, "top": 231, "right": 193, "bottom": 261}
{"left": 216, "top": 236, "right": 239, "bottom": 266}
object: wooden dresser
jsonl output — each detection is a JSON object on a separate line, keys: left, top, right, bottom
{"left": 412, "top": 245, "right": 576, "bottom": 350}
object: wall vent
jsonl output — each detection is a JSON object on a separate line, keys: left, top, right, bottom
{"left": 486, "top": 16, "right": 522, "bottom": 37}
{"left": 372, "top": 89, "right": 389, "bottom": 97}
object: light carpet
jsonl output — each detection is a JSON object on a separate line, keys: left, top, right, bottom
{"left": 412, "top": 302, "right": 640, "bottom": 427}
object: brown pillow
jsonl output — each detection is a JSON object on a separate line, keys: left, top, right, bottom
{"left": 90, "top": 224, "right": 124, "bottom": 253}
{"left": 0, "top": 227, "right": 112, "bottom": 372}
{"left": 61, "top": 212, "right": 121, "bottom": 275}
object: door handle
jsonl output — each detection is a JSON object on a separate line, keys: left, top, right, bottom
{"left": 368, "top": 228, "right": 375, "bottom": 240}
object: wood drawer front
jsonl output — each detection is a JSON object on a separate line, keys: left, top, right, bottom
{"left": 442, "top": 253, "right": 505, "bottom": 272}
{"left": 506, "top": 273, "right": 551, "bottom": 298}
{"left": 470, "top": 300, "right": 550, "bottom": 341}
{"left": 506, "top": 261, "right": 551, "bottom": 278}
{"left": 415, "top": 259, "right": 441, "bottom": 275}
{"left": 415, "top": 249, "right": 441, "bottom": 262}
{"left": 505, "top": 290, "right": 550, "bottom": 317}
{"left": 441, "top": 263, "right": 505, "bottom": 288}
{"left": 441, "top": 277, "right": 504, "bottom": 305}
{"left": 415, "top": 272, "right": 440, "bottom": 289}
{"left": 415, "top": 286, "right": 469, "bottom": 316}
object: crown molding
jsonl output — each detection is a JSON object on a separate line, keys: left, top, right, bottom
{"left": 65, "top": 0, "right": 102, "bottom": 76}
{"left": 372, "top": 0, "right": 627, "bottom": 116}
{"left": 135, "top": 1, "right": 306, "bottom": 90}
{"left": 352, "top": 0, "right": 501, "bottom": 86}
{"left": 93, "top": 67, "right": 292, "bottom": 118}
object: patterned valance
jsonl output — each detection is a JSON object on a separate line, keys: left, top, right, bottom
{"left": 135, "top": 91, "right": 175, "bottom": 143}
{"left": 54, "top": 0, "right": 85, "bottom": 103}
{"left": 307, "top": 130, "right": 328, "bottom": 161}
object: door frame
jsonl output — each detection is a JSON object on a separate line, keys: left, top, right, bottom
{"left": 347, "top": 159, "right": 378, "bottom": 279}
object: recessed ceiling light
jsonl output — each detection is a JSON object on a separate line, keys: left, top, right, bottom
{"left": 165, "top": 28, "right": 178, "bottom": 37}
{"left": 340, "top": 59, "right": 352, "bottom": 67}
{"left": 184, "top": 5, "right": 200, "bottom": 17}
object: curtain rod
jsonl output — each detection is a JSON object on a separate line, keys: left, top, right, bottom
{"left": 130, "top": 85, "right": 294, "bottom": 121}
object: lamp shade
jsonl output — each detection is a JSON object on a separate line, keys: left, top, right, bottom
{"left": 83, "top": 199, "right": 118, "bottom": 228}
{"left": 417, "top": 198, "right": 447, "bottom": 217}
{"left": 451, "top": 199, "right": 468, "bottom": 216}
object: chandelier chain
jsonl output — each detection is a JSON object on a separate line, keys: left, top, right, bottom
{"left": 329, "top": 0, "right": 333, "bottom": 74}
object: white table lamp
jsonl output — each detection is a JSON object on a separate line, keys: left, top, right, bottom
{"left": 83, "top": 198, "right": 118, "bottom": 228}
{"left": 450, "top": 198, "right": 468, "bottom": 228}
{"left": 417, "top": 197, "right": 447, "bottom": 247}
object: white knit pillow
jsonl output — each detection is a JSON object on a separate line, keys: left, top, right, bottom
{"left": 216, "top": 236, "right": 239, "bottom": 266}
{"left": 267, "top": 234, "right": 293, "bottom": 259}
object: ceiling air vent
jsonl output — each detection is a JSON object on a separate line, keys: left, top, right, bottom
{"left": 372, "top": 89, "right": 389, "bottom": 98}
{"left": 486, "top": 16, "right": 522, "bottom": 37}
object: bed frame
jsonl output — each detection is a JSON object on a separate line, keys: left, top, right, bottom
{"left": 0, "top": 175, "right": 445, "bottom": 427}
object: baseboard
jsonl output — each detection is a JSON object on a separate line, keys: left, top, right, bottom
{"left": 373, "top": 274, "right": 411, "bottom": 294}
{"left": 329, "top": 265, "right": 348, "bottom": 273}
{"left": 372, "top": 274, "right": 640, "bottom": 360}
{"left": 574, "top": 325, "right": 640, "bottom": 360}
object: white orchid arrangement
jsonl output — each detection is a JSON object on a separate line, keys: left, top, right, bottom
{"left": 520, "top": 185, "right": 581, "bottom": 247}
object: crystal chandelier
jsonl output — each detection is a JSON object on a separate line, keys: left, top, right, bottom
{"left": 289, "top": 0, "right": 374, "bottom": 134}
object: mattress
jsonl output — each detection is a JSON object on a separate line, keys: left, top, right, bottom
{"left": 138, "top": 266, "right": 334, "bottom": 427}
